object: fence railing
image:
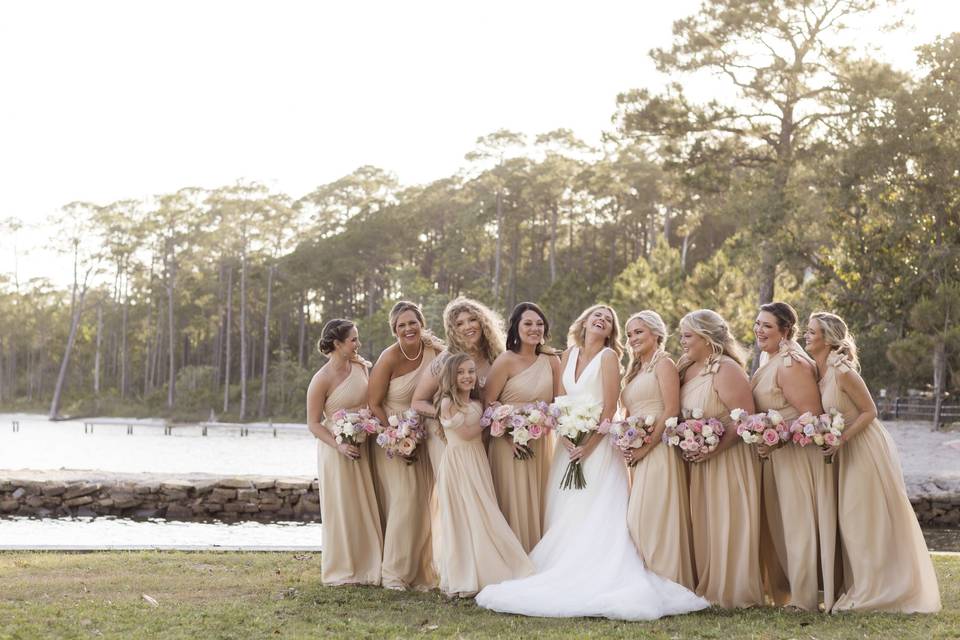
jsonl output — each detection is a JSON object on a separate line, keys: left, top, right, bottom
{"left": 875, "top": 396, "right": 960, "bottom": 424}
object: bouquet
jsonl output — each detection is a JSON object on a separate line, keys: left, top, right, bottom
{"left": 483, "top": 401, "right": 556, "bottom": 460}
{"left": 550, "top": 395, "right": 602, "bottom": 490}
{"left": 330, "top": 408, "right": 380, "bottom": 452}
{"left": 732, "top": 408, "right": 785, "bottom": 449}
{"left": 374, "top": 408, "right": 426, "bottom": 464}
{"left": 787, "top": 408, "right": 845, "bottom": 463}
{"left": 599, "top": 414, "right": 656, "bottom": 467}
{"left": 663, "top": 408, "right": 724, "bottom": 460}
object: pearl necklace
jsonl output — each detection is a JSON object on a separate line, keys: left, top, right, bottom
{"left": 398, "top": 338, "right": 424, "bottom": 362}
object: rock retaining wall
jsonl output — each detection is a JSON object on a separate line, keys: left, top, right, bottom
{"left": 2, "top": 469, "right": 959, "bottom": 527}
{"left": 0, "top": 470, "right": 320, "bottom": 523}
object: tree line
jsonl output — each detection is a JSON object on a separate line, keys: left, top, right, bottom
{"left": 0, "top": 1, "right": 957, "bottom": 424}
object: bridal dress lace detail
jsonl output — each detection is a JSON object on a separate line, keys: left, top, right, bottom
{"left": 475, "top": 347, "right": 709, "bottom": 620}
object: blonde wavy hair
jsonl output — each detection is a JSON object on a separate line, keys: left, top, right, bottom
{"left": 809, "top": 311, "right": 860, "bottom": 371}
{"left": 623, "top": 310, "right": 668, "bottom": 385}
{"left": 566, "top": 304, "right": 624, "bottom": 362}
{"left": 677, "top": 309, "right": 746, "bottom": 378}
{"left": 443, "top": 297, "right": 505, "bottom": 365}
{"left": 388, "top": 300, "right": 446, "bottom": 353}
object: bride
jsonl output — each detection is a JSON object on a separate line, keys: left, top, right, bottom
{"left": 476, "top": 305, "right": 709, "bottom": 620}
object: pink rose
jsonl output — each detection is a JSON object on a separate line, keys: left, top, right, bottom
{"left": 398, "top": 437, "right": 416, "bottom": 457}
{"left": 762, "top": 429, "right": 779, "bottom": 446}
{"left": 528, "top": 423, "right": 543, "bottom": 439}
{"left": 491, "top": 422, "right": 505, "bottom": 437}
{"left": 823, "top": 432, "right": 838, "bottom": 447}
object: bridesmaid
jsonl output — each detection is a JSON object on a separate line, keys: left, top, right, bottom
{"left": 806, "top": 312, "right": 941, "bottom": 613}
{"left": 435, "top": 353, "right": 535, "bottom": 597}
{"left": 752, "top": 302, "right": 836, "bottom": 611}
{"left": 621, "top": 310, "right": 696, "bottom": 590}
{"left": 368, "top": 300, "right": 445, "bottom": 590}
{"left": 678, "top": 309, "right": 764, "bottom": 608}
{"left": 411, "top": 297, "right": 506, "bottom": 479}
{"left": 306, "top": 319, "right": 382, "bottom": 586}
{"left": 482, "top": 302, "right": 561, "bottom": 552}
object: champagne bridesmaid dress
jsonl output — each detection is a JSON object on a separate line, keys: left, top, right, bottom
{"left": 318, "top": 363, "right": 383, "bottom": 585}
{"left": 487, "top": 354, "right": 555, "bottom": 552}
{"left": 372, "top": 352, "right": 437, "bottom": 590}
{"left": 822, "top": 352, "right": 941, "bottom": 613}
{"left": 753, "top": 341, "right": 839, "bottom": 611}
{"left": 623, "top": 351, "right": 696, "bottom": 590}
{"left": 437, "top": 401, "right": 535, "bottom": 597}
{"left": 683, "top": 355, "right": 764, "bottom": 608}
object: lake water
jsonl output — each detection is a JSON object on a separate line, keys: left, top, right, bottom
{"left": 0, "top": 413, "right": 317, "bottom": 476}
{"left": 0, "top": 516, "right": 322, "bottom": 549}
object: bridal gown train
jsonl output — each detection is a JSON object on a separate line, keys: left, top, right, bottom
{"left": 475, "top": 347, "right": 709, "bottom": 620}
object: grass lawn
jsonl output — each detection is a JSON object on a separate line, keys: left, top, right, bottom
{"left": 1, "top": 552, "right": 957, "bottom": 639}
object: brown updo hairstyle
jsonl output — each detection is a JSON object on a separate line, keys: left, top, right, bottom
{"left": 759, "top": 301, "right": 799, "bottom": 340}
{"left": 388, "top": 300, "right": 446, "bottom": 352}
{"left": 317, "top": 318, "right": 355, "bottom": 355}
{"left": 317, "top": 318, "right": 371, "bottom": 366}
{"left": 505, "top": 302, "right": 556, "bottom": 355}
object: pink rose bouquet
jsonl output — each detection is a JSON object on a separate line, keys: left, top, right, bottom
{"left": 600, "top": 414, "right": 657, "bottom": 467}
{"left": 787, "top": 408, "right": 845, "bottom": 463}
{"left": 330, "top": 408, "right": 380, "bottom": 455}
{"left": 731, "top": 408, "right": 785, "bottom": 450}
{"left": 482, "top": 401, "right": 555, "bottom": 460}
{"left": 663, "top": 408, "right": 724, "bottom": 460}
{"left": 374, "top": 408, "right": 425, "bottom": 464}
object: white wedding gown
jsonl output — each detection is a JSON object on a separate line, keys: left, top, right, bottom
{"left": 475, "top": 347, "right": 709, "bottom": 620}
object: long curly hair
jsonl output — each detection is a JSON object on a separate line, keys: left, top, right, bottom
{"left": 442, "top": 297, "right": 505, "bottom": 365}
{"left": 388, "top": 300, "right": 445, "bottom": 353}
{"left": 623, "top": 310, "right": 668, "bottom": 385}
{"left": 566, "top": 304, "right": 624, "bottom": 362}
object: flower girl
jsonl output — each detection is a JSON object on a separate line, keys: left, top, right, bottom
{"left": 434, "top": 353, "right": 534, "bottom": 597}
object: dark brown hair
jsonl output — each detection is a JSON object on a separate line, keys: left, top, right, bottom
{"left": 505, "top": 302, "right": 553, "bottom": 354}
{"left": 759, "top": 301, "right": 799, "bottom": 340}
{"left": 317, "top": 319, "right": 355, "bottom": 354}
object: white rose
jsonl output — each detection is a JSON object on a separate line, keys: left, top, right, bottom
{"left": 343, "top": 423, "right": 355, "bottom": 436}
{"left": 768, "top": 410, "right": 783, "bottom": 425}
{"left": 669, "top": 436, "right": 680, "bottom": 446}
{"left": 388, "top": 415, "right": 399, "bottom": 427}
{"left": 335, "top": 435, "right": 343, "bottom": 444}
{"left": 644, "top": 415, "right": 655, "bottom": 427}
{"left": 665, "top": 416, "right": 678, "bottom": 429}
{"left": 730, "top": 408, "right": 747, "bottom": 422}
{"left": 832, "top": 415, "right": 845, "bottom": 430}
{"left": 706, "top": 435, "right": 718, "bottom": 445}
{"left": 527, "top": 409, "right": 542, "bottom": 423}
{"left": 702, "top": 425, "right": 714, "bottom": 438}
{"left": 513, "top": 428, "right": 531, "bottom": 445}
{"left": 813, "top": 434, "right": 825, "bottom": 446}
{"left": 684, "top": 429, "right": 694, "bottom": 439}
{"left": 692, "top": 408, "right": 704, "bottom": 420}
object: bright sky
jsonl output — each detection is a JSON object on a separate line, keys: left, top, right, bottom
{"left": 1, "top": 0, "right": 957, "bottom": 285}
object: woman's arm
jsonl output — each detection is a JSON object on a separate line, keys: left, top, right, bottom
{"left": 411, "top": 357, "right": 443, "bottom": 418}
{"left": 628, "top": 358, "right": 679, "bottom": 465}
{"left": 307, "top": 371, "right": 358, "bottom": 459}
{"left": 779, "top": 360, "right": 824, "bottom": 415}
{"left": 367, "top": 350, "right": 394, "bottom": 427}
{"left": 821, "top": 368, "right": 878, "bottom": 457}
{"left": 482, "top": 352, "right": 511, "bottom": 407}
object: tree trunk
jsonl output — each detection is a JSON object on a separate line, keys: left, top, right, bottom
{"left": 933, "top": 338, "right": 946, "bottom": 429}
{"left": 239, "top": 249, "right": 248, "bottom": 420}
{"left": 120, "top": 267, "right": 129, "bottom": 399}
{"left": 166, "top": 247, "right": 176, "bottom": 409}
{"left": 49, "top": 260, "right": 91, "bottom": 419}
{"left": 258, "top": 263, "right": 275, "bottom": 418}
{"left": 297, "top": 290, "right": 306, "bottom": 369}
{"left": 94, "top": 302, "right": 103, "bottom": 395}
{"left": 214, "top": 261, "right": 225, "bottom": 391}
{"left": 492, "top": 189, "right": 503, "bottom": 301}
{"left": 223, "top": 264, "right": 233, "bottom": 414}
{"left": 549, "top": 202, "right": 558, "bottom": 284}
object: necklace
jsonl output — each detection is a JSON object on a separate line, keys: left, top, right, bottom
{"left": 398, "top": 338, "right": 423, "bottom": 362}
